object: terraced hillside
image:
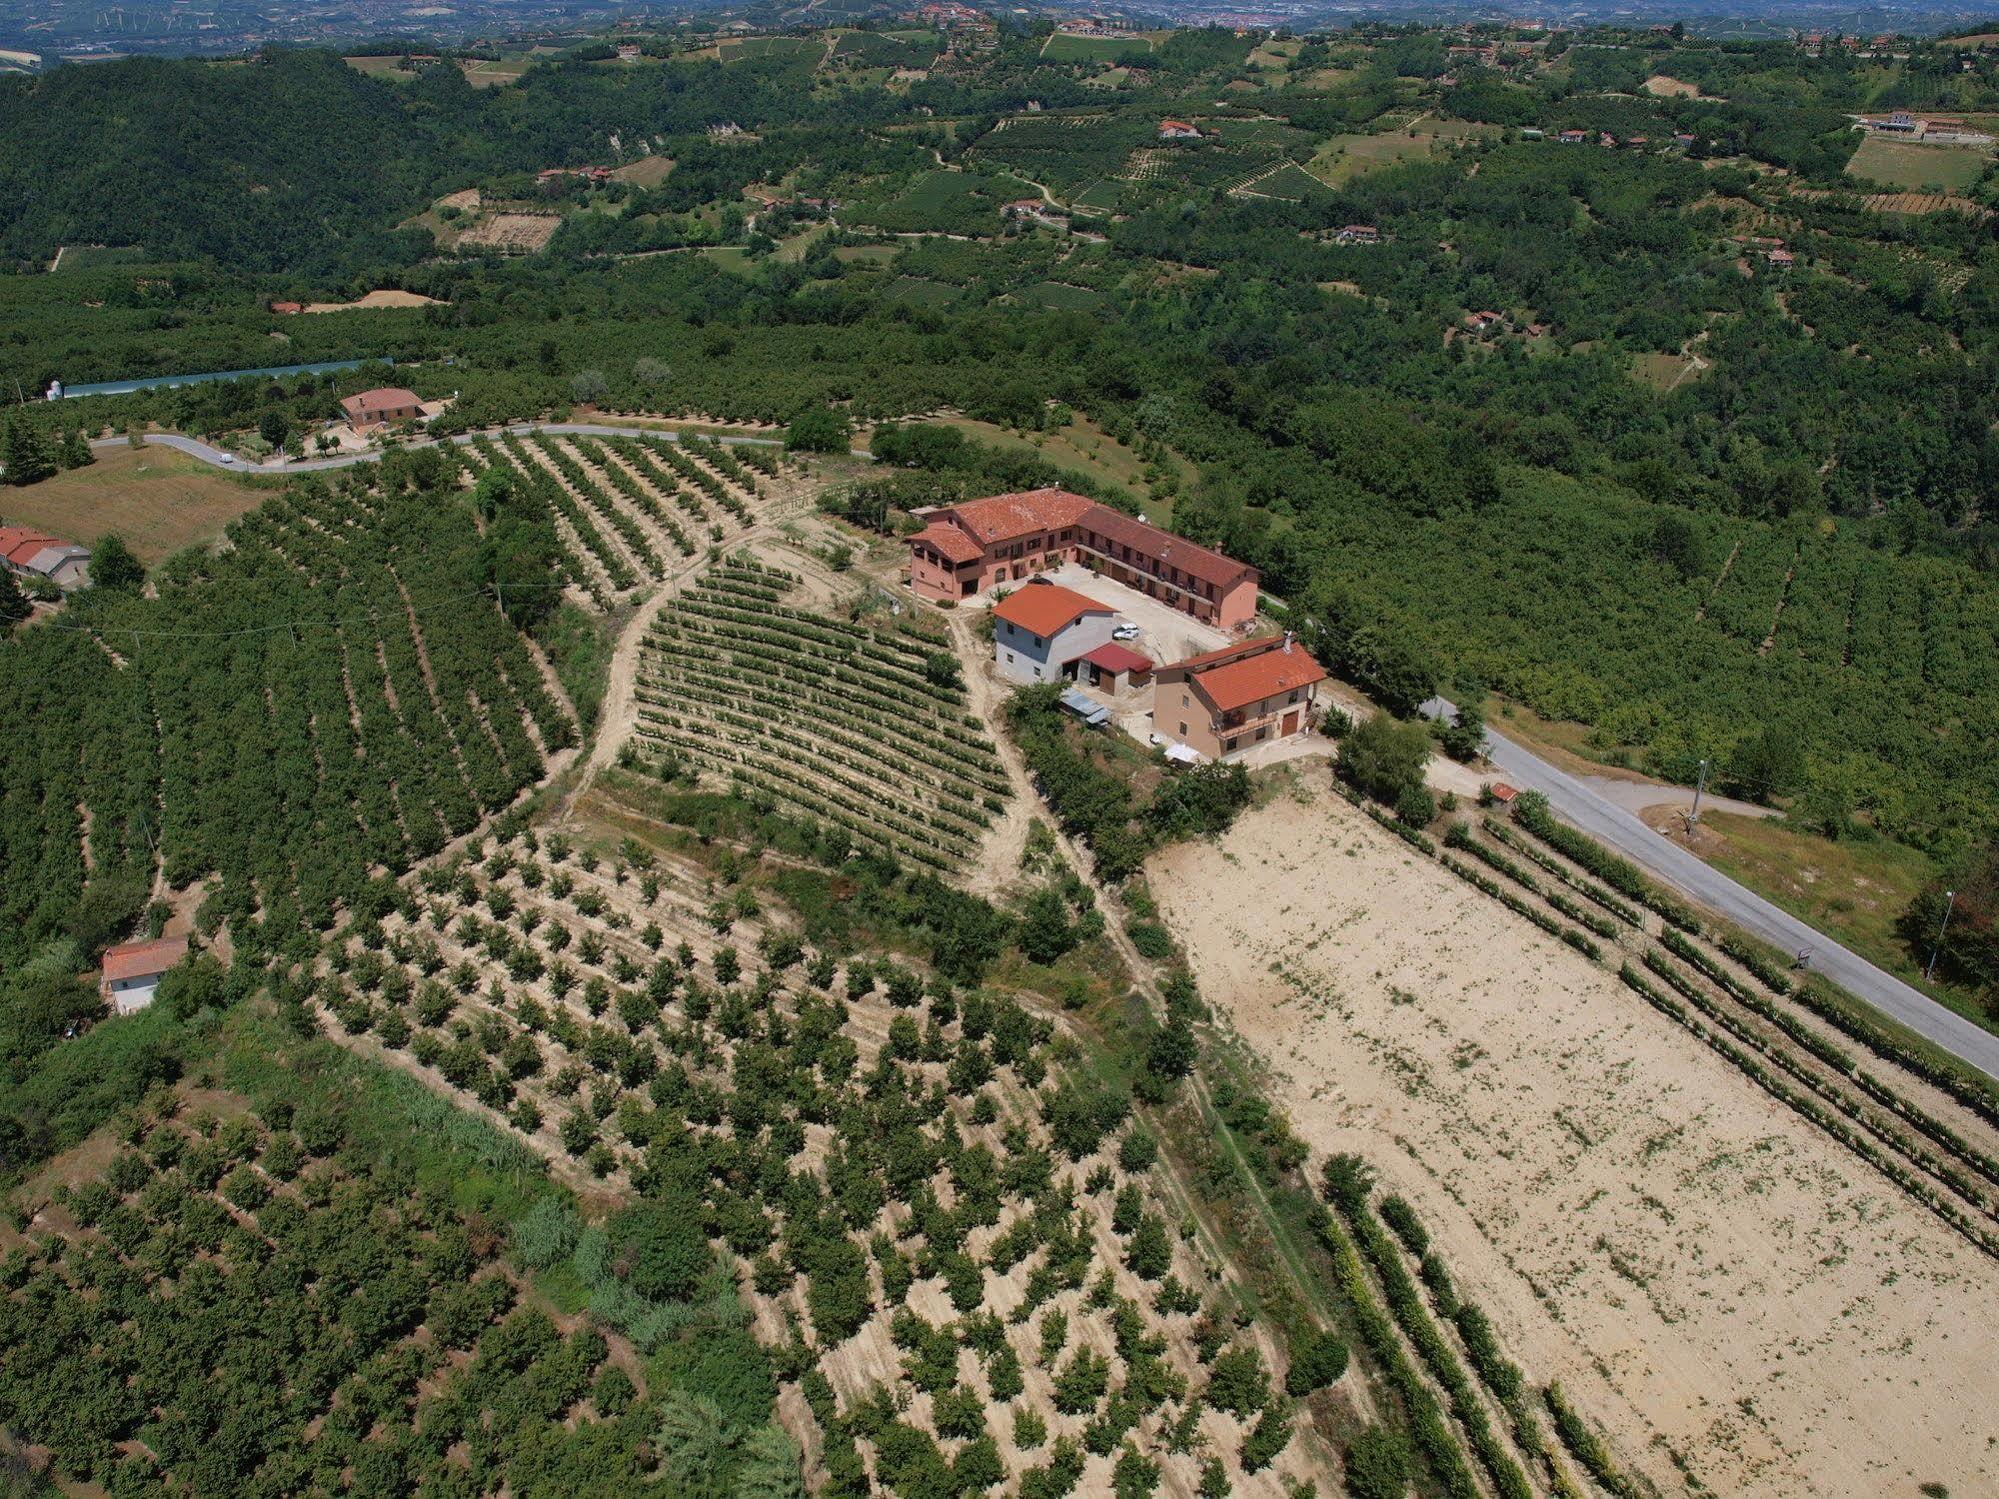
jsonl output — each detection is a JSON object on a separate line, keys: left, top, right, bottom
{"left": 634, "top": 557, "right": 1013, "bottom": 871}
{"left": 460, "top": 432, "right": 779, "bottom": 608}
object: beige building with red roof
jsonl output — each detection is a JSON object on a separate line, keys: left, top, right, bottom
{"left": 906, "top": 487, "right": 1260, "bottom": 629}
{"left": 339, "top": 387, "right": 425, "bottom": 431}
{"left": 1152, "top": 633, "right": 1325, "bottom": 761}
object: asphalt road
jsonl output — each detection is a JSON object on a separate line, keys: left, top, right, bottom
{"left": 89, "top": 422, "right": 819, "bottom": 475}
{"left": 1422, "top": 698, "right": 1999, "bottom": 1080}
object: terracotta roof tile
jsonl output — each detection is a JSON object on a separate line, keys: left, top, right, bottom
{"left": 910, "top": 522, "right": 982, "bottom": 565}
{"left": 1189, "top": 642, "right": 1325, "bottom": 714}
{"left": 941, "top": 487, "right": 1094, "bottom": 545}
{"left": 1081, "top": 642, "right": 1152, "bottom": 673}
{"left": 992, "top": 581, "right": 1113, "bottom": 637}
{"left": 102, "top": 937, "right": 188, "bottom": 984}
{"left": 1076, "top": 505, "right": 1252, "bottom": 590}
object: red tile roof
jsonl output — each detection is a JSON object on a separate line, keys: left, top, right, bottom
{"left": 940, "top": 487, "right": 1094, "bottom": 545}
{"left": 992, "top": 581, "right": 1113, "bottom": 637}
{"left": 341, "top": 387, "right": 422, "bottom": 417}
{"left": 920, "top": 489, "right": 1257, "bottom": 593}
{"left": 1167, "top": 635, "right": 1277, "bottom": 674}
{"left": 1081, "top": 642, "right": 1152, "bottom": 674}
{"left": 1189, "top": 640, "right": 1325, "bottom": 714}
{"left": 102, "top": 937, "right": 187, "bottom": 984}
{"left": 1077, "top": 505, "right": 1251, "bottom": 591}
{"left": 1, "top": 528, "right": 58, "bottom": 567}
{"left": 911, "top": 522, "right": 982, "bottom": 565}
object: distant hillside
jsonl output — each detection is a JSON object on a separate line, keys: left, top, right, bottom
{"left": 0, "top": 52, "right": 450, "bottom": 274}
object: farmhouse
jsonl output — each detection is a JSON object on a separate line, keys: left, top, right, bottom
{"left": 906, "top": 486, "right": 1261, "bottom": 628}
{"left": 1464, "top": 310, "right": 1507, "bottom": 335}
{"left": 1158, "top": 119, "right": 1203, "bottom": 140}
{"left": 339, "top": 387, "right": 425, "bottom": 430}
{"left": 990, "top": 579, "right": 1118, "bottom": 684}
{"left": 1335, "top": 224, "right": 1380, "bottom": 244}
{"left": 1153, "top": 633, "right": 1324, "bottom": 761}
{"left": 0, "top": 526, "right": 90, "bottom": 590}
{"left": 1557, "top": 129, "right": 1587, "bottom": 144}
{"left": 100, "top": 936, "right": 186, "bottom": 1016}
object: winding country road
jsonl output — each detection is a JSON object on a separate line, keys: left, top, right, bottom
{"left": 1423, "top": 698, "right": 1999, "bottom": 1081}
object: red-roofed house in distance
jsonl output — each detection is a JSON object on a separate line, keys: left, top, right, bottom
{"left": 340, "top": 387, "right": 425, "bottom": 431}
{"left": 1153, "top": 633, "right": 1325, "bottom": 761}
{"left": 101, "top": 936, "right": 187, "bottom": 1016}
{"left": 905, "top": 487, "right": 1260, "bottom": 629}
{"left": 991, "top": 579, "right": 1119, "bottom": 684}
{"left": 0, "top": 526, "right": 91, "bottom": 590}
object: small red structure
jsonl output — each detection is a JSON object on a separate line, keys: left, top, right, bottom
{"left": 1488, "top": 782, "right": 1519, "bottom": 805}
{"left": 1079, "top": 641, "right": 1153, "bottom": 694}
{"left": 269, "top": 300, "right": 304, "bottom": 315}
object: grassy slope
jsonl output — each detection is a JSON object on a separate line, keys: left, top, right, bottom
{"left": 0, "top": 444, "right": 270, "bottom": 564}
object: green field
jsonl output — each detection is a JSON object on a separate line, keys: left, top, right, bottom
{"left": 1041, "top": 32, "right": 1147, "bottom": 62}
{"left": 1243, "top": 162, "right": 1333, "bottom": 201}
{"left": 1846, "top": 133, "right": 1990, "bottom": 192}
{"left": 883, "top": 275, "right": 960, "bottom": 305}
{"left": 49, "top": 244, "right": 143, "bottom": 272}
{"left": 1018, "top": 280, "right": 1104, "bottom": 309}
{"left": 845, "top": 168, "right": 1036, "bottom": 234}
{"left": 1309, "top": 130, "right": 1444, "bottom": 185}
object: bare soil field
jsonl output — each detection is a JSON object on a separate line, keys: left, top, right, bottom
{"left": 455, "top": 212, "right": 561, "bottom": 254}
{"left": 1150, "top": 786, "right": 1999, "bottom": 1499}
{"left": 302, "top": 289, "right": 447, "bottom": 313}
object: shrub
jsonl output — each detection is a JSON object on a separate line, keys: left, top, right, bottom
{"left": 1342, "top": 1425, "right": 1413, "bottom": 1499}
{"left": 1286, "top": 1329, "right": 1349, "bottom": 1396}
{"left": 1205, "top": 1346, "right": 1271, "bottom": 1418}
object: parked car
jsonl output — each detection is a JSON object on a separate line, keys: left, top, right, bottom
{"left": 1112, "top": 623, "right": 1140, "bottom": 641}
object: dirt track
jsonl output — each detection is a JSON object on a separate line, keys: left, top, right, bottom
{"left": 1150, "top": 785, "right": 1999, "bottom": 1499}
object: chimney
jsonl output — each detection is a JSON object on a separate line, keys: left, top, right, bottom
{"left": 1282, "top": 630, "right": 1293, "bottom": 653}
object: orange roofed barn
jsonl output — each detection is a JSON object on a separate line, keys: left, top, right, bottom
{"left": 906, "top": 487, "right": 1260, "bottom": 629}
{"left": 1153, "top": 634, "right": 1324, "bottom": 761}
{"left": 340, "top": 387, "right": 425, "bottom": 430}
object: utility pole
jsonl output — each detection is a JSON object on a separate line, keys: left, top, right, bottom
{"left": 1688, "top": 758, "right": 1709, "bottom": 826}
{"left": 1926, "top": 889, "right": 1957, "bottom": 982}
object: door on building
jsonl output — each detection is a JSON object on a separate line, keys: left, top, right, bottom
{"left": 1281, "top": 710, "right": 1299, "bottom": 735}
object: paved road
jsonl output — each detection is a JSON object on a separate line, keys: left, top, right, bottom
{"left": 1422, "top": 698, "right": 1999, "bottom": 1080}
{"left": 88, "top": 422, "right": 834, "bottom": 476}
